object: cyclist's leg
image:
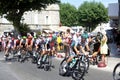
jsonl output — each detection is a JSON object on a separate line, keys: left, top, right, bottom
{"left": 66, "top": 48, "right": 76, "bottom": 66}
{"left": 5, "top": 44, "right": 11, "bottom": 57}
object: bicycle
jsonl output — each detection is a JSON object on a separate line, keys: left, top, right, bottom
{"left": 37, "top": 50, "right": 54, "bottom": 71}
{"left": 31, "top": 49, "right": 41, "bottom": 64}
{"left": 17, "top": 47, "right": 30, "bottom": 63}
{"left": 59, "top": 54, "right": 86, "bottom": 80}
{"left": 4, "top": 47, "right": 16, "bottom": 61}
{"left": 113, "top": 62, "right": 120, "bottom": 80}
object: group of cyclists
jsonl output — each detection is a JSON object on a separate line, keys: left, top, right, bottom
{"left": 0, "top": 31, "right": 57, "bottom": 61}
{"left": 0, "top": 29, "right": 106, "bottom": 80}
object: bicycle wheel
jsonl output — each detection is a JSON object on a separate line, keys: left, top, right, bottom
{"left": 72, "top": 61, "right": 86, "bottom": 80}
{"left": 44, "top": 55, "right": 51, "bottom": 71}
{"left": 20, "top": 49, "right": 28, "bottom": 62}
{"left": 37, "top": 56, "right": 43, "bottom": 68}
{"left": 113, "top": 63, "right": 120, "bottom": 80}
{"left": 31, "top": 51, "right": 38, "bottom": 63}
{"left": 83, "top": 56, "right": 89, "bottom": 73}
{"left": 59, "top": 58, "right": 68, "bottom": 76}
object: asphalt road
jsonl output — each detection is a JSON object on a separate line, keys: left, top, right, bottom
{"left": 0, "top": 52, "right": 114, "bottom": 80}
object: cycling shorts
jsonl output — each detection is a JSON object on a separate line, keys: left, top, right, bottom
{"left": 69, "top": 47, "right": 76, "bottom": 57}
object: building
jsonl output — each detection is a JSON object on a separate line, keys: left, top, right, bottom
{"left": 108, "top": 3, "right": 119, "bottom": 28}
{"left": 0, "top": 4, "right": 60, "bottom": 34}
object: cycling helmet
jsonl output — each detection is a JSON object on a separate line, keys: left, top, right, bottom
{"left": 22, "top": 36, "right": 27, "bottom": 39}
{"left": 81, "top": 33, "right": 88, "bottom": 39}
{"left": 34, "top": 36, "right": 37, "bottom": 38}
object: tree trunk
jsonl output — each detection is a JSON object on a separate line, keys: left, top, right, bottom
{"left": 13, "top": 18, "right": 21, "bottom": 32}
{"left": 12, "top": 10, "right": 24, "bottom": 34}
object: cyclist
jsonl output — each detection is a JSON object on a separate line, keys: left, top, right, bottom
{"left": 79, "top": 33, "right": 90, "bottom": 55}
{"left": 32, "top": 36, "right": 38, "bottom": 51}
{"left": 37, "top": 35, "right": 48, "bottom": 65}
{"left": 63, "top": 31, "right": 90, "bottom": 68}
{"left": 4, "top": 36, "right": 11, "bottom": 58}
{"left": 50, "top": 32, "right": 57, "bottom": 57}
{"left": 63, "top": 32, "right": 81, "bottom": 71}
{"left": 19, "top": 36, "right": 27, "bottom": 48}
{"left": 26, "top": 33, "right": 34, "bottom": 52}
{"left": 15, "top": 36, "right": 21, "bottom": 50}
{"left": 81, "top": 31, "right": 90, "bottom": 52}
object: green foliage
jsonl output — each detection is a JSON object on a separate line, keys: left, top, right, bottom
{"left": 60, "top": 3, "right": 78, "bottom": 27}
{"left": 0, "top": 0, "right": 60, "bottom": 33}
{"left": 77, "top": 1, "right": 109, "bottom": 31}
{"left": 16, "top": 23, "right": 31, "bottom": 36}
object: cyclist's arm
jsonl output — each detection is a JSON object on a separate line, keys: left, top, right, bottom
{"left": 19, "top": 39, "right": 22, "bottom": 47}
{"left": 80, "top": 45, "right": 86, "bottom": 54}
{"left": 26, "top": 39, "right": 28, "bottom": 47}
{"left": 85, "top": 39, "right": 90, "bottom": 51}
{"left": 13, "top": 40, "right": 16, "bottom": 49}
{"left": 74, "top": 46, "right": 79, "bottom": 55}
{"left": 30, "top": 38, "right": 34, "bottom": 46}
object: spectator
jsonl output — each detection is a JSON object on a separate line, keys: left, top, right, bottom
{"left": 100, "top": 30, "right": 108, "bottom": 67}
{"left": 57, "top": 34, "right": 62, "bottom": 51}
{"left": 92, "top": 32, "right": 103, "bottom": 57}
{"left": 63, "top": 29, "right": 72, "bottom": 57}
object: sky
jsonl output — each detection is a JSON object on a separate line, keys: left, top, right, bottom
{"left": 61, "top": 0, "right": 118, "bottom": 8}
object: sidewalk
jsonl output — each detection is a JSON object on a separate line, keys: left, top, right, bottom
{"left": 91, "top": 43, "right": 120, "bottom": 72}
{"left": 108, "top": 43, "right": 120, "bottom": 58}
{"left": 90, "top": 57, "right": 120, "bottom": 72}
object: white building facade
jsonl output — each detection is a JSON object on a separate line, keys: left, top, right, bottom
{"left": 0, "top": 4, "right": 60, "bottom": 34}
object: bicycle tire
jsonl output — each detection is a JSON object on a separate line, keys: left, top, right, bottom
{"left": 59, "top": 58, "right": 68, "bottom": 76}
{"left": 44, "top": 55, "right": 51, "bottom": 71}
{"left": 37, "top": 56, "right": 43, "bottom": 68}
{"left": 72, "top": 61, "right": 86, "bottom": 80}
{"left": 83, "top": 56, "right": 89, "bottom": 73}
{"left": 44, "top": 64, "right": 50, "bottom": 71}
{"left": 113, "top": 63, "right": 120, "bottom": 80}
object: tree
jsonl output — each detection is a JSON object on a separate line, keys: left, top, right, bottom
{"left": 60, "top": 3, "right": 78, "bottom": 27}
{"left": 78, "top": 1, "right": 109, "bottom": 31}
{"left": 0, "top": 0, "right": 60, "bottom": 34}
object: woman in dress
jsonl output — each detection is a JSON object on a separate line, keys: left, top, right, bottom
{"left": 100, "top": 31, "right": 108, "bottom": 66}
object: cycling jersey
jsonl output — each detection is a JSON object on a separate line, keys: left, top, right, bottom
{"left": 73, "top": 34, "right": 81, "bottom": 47}
{"left": 20, "top": 39, "right": 26, "bottom": 48}
{"left": 16, "top": 39, "right": 20, "bottom": 46}
{"left": 27, "top": 36, "right": 33, "bottom": 45}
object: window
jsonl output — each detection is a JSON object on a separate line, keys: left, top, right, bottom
{"left": 45, "top": 16, "right": 48, "bottom": 24}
